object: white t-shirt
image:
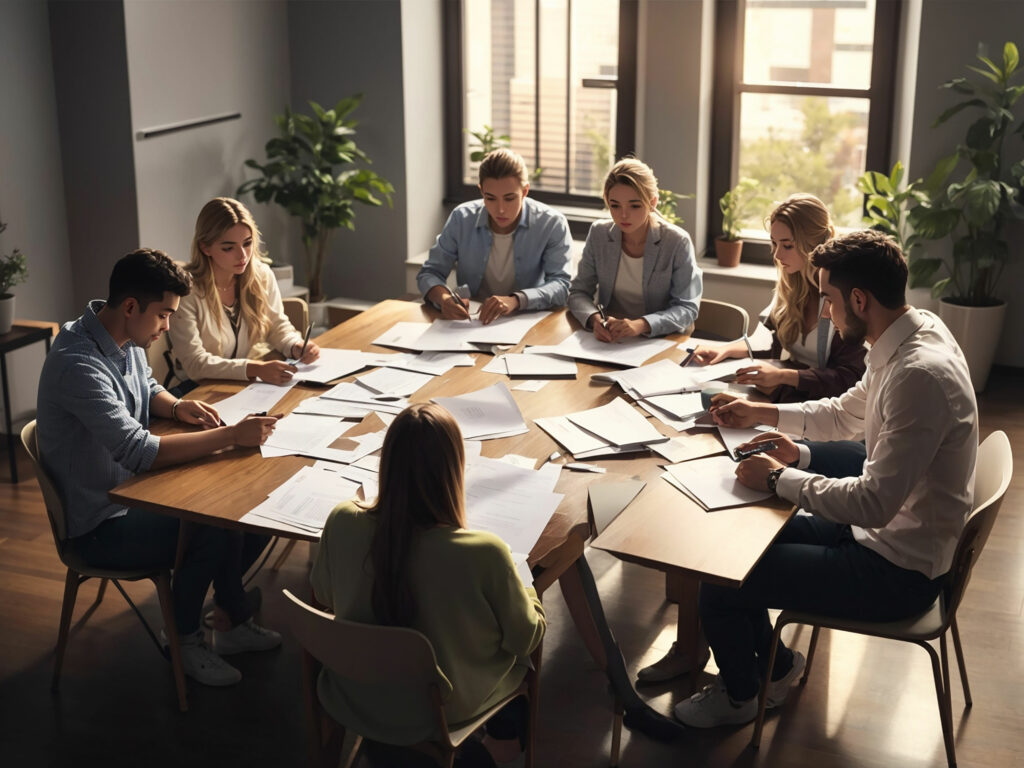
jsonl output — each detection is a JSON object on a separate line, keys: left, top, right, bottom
{"left": 478, "top": 232, "right": 516, "bottom": 299}
{"left": 607, "top": 251, "right": 645, "bottom": 318}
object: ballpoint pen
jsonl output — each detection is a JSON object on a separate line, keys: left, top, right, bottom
{"left": 596, "top": 303, "right": 609, "bottom": 327}
{"left": 742, "top": 333, "right": 755, "bottom": 360}
{"left": 297, "top": 322, "right": 313, "bottom": 361}
{"left": 445, "top": 285, "right": 470, "bottom": 318}
{"left": 679, "top": 347, "right": 696, "bottom": 367}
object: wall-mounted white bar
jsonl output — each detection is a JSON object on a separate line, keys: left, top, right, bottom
{"left": 136, "top": 111, "right": 241, "bottom": 140}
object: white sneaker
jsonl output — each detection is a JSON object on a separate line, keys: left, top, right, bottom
{"left": 177, "top": 630, "right": 242, "bottom": 687}
{"left": 766, "top": 650, "right": 806, "bottom": 708}
{"left": 673, "top": 676, "right": 758, "bottom": 728}
{"left": 213, "top": 618, "right": 282, "bottom": 655}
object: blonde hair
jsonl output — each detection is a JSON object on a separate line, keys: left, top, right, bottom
{"left": 603, "top": 158, "right": 661, "bottom": 223}
{"left": 767, "top": 194, "right": 835, "bottom": 350}
{"left": 366, "top": 403, "right": 467, "bottom": 626}
{"left": 478, "top": 148, "right": 529, "bottom": 186}
{"left": 187, "top": 197, "right": 271, "bottom": 343}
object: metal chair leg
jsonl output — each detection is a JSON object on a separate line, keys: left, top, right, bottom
{"left": 801, "top": 625, "right": 820, "bottom": 685}
{"left": 949, "top": 618, "right": 972, "bottom": 706}
{"left": 925, "top": 639, "right": 957, "bottom": 768}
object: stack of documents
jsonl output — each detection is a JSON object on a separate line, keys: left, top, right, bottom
{"left": 662, "top": 455, "right": 773, "bottom": 510}
{"left": 240, "top": 465, "right": 360, "bottom": 535}
{"left": 431, "top": 382, "right": 528, "bottom": 440}
{"left": 321, "top": 381, "right": 410, "bottom": 415}
{"left": 214, "top": 380, "right": 298, "bottom": 426}
{"left": 260, "top": 413, "right": 353, "bottom": 458}
{"left": 535, "top": 397, "right": 667, "bottom": 458}
{"left": 381, "top": 351, "right": 476, "bottom": 376}
{"left": 292, "top": 397, "right": 371, "bottom": 419}
{"left": 524, "top": 330, "right": 673, "bottom": 368}
{"left": 355, "top": 366, "right": 435, "bottom": 397}
{"left": 371, "top": 313, "right": 550, "bottom": 352}
{"left": 482, "top": 353, "right": 577, "bottom": 378}
{"left": 593, "top": 358, "right": 700, "bottom": 397}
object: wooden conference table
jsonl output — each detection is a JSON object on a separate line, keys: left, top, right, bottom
{"left": 110, "top": 299, "right": 794, "bottom": 730}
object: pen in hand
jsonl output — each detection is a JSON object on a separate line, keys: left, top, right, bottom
{"left": 596, "top": 303, "right": 609, "bottom": 327}
{"left": 679, "top": 347, "right": 696, "bottom": 367}
{"left": 742, "top": 333, "right": 755, "bottom": 360}
{"left": 296, "top": 322, "right": 313, "bottom": 362}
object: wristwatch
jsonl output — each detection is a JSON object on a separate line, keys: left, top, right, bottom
{"left": 766, "top": 467, "right": 784, "bottom": 495}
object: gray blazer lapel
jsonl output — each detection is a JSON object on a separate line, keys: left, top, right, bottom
{"left": 641, "top": 221, "right": 663, "bottom": 311}
{"left": 600, "top": 225, "right": 623, "bottom": 308}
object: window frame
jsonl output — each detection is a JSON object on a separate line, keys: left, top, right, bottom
{"left": 708, "top": 0, "right": 902, "bottom": 264}
{"left": 443, "top": 0, "right": 639, "bottom": 212}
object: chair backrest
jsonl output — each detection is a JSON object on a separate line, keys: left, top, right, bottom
{"left": 693, "top": 299, "right": 750, "bottom": 341}
{"left": 945, "top": 430, "right": 1013, "bottom": 617}
{"left": 282, "top": 297, "right": 309, "bottom": 333}
{"left": 281, "top": 589, "right": 450, "bottom": 692}
{"left": 20, "top": 420, "right": 70, "bottom": 548}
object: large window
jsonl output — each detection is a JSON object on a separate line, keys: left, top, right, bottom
{"left": 444, "top": 0, "right": 637, "bottom": 207}
{"left": 710, "top": 0, "right": 900, "bottom": 255}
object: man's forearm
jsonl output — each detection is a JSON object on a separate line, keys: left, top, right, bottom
{"left": 151, "top": 427, "right": 238, "bottom": 468}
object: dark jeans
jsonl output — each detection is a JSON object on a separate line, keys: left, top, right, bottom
{"left": 799, "top": 439, "right": 867, "bottom": 478}
{"left": 700, "top": 514, "right": 945, "bottom": 701}
{"left": 70, "top": 508, "right": 269, "bottom": 635}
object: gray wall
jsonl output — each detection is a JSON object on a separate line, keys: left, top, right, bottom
{"left": 906, "top": 0, "right": 1024, "bottom": 366}
{"left": 123, "top": 0, "right": 293, "bottom": 267}
{"left": 287, "top": 0, "right": 409, "bottom": 301}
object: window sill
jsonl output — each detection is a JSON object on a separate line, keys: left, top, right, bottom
{"left": 699, "top": 258, "right": 777, "bottom": 285}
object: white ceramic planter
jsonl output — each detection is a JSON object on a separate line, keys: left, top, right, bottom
{"left": 0, "top": 294, "right": 14, "bottom": 335}
{"left": 271, "top": 264, "right": 294, "bottom": 293}
{"left": 938, "top": 298, "right": 1006, "bottom": 393}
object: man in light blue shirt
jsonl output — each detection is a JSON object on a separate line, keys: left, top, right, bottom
{"left": 37, "top": 249, "right": 283, "bottom": 687}
{"left": 417, "top": 148, "right": 571, "bottom": 324}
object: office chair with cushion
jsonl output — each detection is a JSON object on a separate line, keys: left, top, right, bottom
{"left": 751, "top": 430, "right": 1013, "bottom": 768}
{"left": 21, "top": 420, "right": 189, "bottom": 712}
{"left": 281, "top": 589, "right": 538, "bottom": 768}
{"left": 692, "top": 299, "right": 750, "bottom": 341}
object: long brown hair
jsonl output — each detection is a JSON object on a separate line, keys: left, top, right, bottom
{"left": 186, "top": 197, "right": 271, "bottom": 343}
{"left": 767, "top": 194, "right": 835, "bottom": 349}
{"left": 365, "top": 403, "right": 467, "bottom": 626}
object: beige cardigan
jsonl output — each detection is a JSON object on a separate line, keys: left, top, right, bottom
{"left": 167, "top": 260, "right": 303, "bottom": 382}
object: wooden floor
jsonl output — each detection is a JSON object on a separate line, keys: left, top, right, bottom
{"left": 1, "top": 368, "right": 1021, "bottom": 767}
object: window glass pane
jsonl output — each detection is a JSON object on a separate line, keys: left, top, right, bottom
{"left": 736, "top": 92, "right": 868, "bottom": 231}
{"left": 461, "top": 0, "right": 618, "bottom": 196}
{"left": 742, "top": 0, "right": 875, "bottom": 89}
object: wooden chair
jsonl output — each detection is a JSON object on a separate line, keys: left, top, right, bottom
{"left": 751, "top": 430, "right": 1014, "bottom": 768}
{"left": 692, "top": 298, "right": 750, "bottom": 341}
{"left": 20, "top": 420, "right": 189, "bottom": 712}
{"left": 281, "top": 589, "right": 538, "bottom": 768}
{"left": 283, "top": 296, "right": 310, "bottom": 333}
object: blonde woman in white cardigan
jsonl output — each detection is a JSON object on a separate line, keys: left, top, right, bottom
{"left": 168, "top": 197, "right": 320, "bottom": 391}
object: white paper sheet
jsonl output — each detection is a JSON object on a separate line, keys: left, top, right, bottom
{"left": 593, "top": 358, "right": 700, "bottom": 397}
{"left": 717, "top": 426, "right": 763, "bottom": 459}
{"left": 260, "top": 413, "right": 349, "bottom": 456}
{"left": 504, "top": 353, "right": 577, "bottom": 378}
{"left": 382, "top": 351, "right": 476, "bottom": 375}
{"left": 294, "top": 348, "right": 375, "bottom": 384}
{"left": 213, "top": 380, "right": 297, "bottom": 426}
{"left": 650, "top": 435, "right": 726, "bottom": 464}
{"left": 241, "top": 466, "right": 360, "bottom": 533}
{"left": 566, "top": 397, "right": 666, "bottom": 448}
{"left": 320, "top": 381, "right": 410, "bottom": 414}
{"left": 431, "top": 382, "right": 528, "bottom": 440}
{"left": 687, "top": 357, "right": 755, "bottom": 386}
{"left": 534, "top": 415, "right": 614, "bottom": 456}
{"left": 663, "top": 455, "right": 773, "bottom": 510}
{"left": 371, "top": 321, "right": 434, "bottom": 350}
{"left": 524, "top": 330, "right": 673, "bottom": 368}
{"left": 414, "top": 311, "right": 551, "bottom": 350}
{"left": 356, "top": 366, "right": 435, "bottom": 397}
{"left": 636, "top": 398, "right": 698, "bottom": 432}
{"left": 644, "top": 392, "right": 705, "bottom": 421}
{"left": 292, "top": 397, "right": 371, "bottom": 419}
{"left": 512, "top": 379, "right": 550, "bottom": 392}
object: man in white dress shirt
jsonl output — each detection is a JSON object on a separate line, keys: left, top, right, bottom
{"left": 674, "top": 230, "right": 978, "bottom": 728}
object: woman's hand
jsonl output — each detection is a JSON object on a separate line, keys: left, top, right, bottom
{"left": 479, "top": 295, "right": 519, "bottom": 324}
{"left": 291, "top": 340, "right": 321, "bottom": 364}
{"left": 590, "top": 313, "right": 614, "bottom": 343}
{"left": 734, "top": 362, "right": 795, "bottom": 392}
{"left": 692, "top": 341, "right": 745, "bottom": 365}
{"left": 605, "top": 317, "right": 649, "bottom": 341}
{"left": 173, "top": 399, "right": 221, "bottom": 429}
{"left": 232, "top": 414, "right": 281, "bottom": 447}
{"left": 249, "top": 360, "right": 298, "bottom": 385}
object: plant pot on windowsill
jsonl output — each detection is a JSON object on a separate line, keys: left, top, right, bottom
{"left": 0, "top": 293, "right": 14, "bottom": 335}
{"left": 937, "top": 297, "right": 1006, "bottom": 393}
{"left": 715, "top": 238, "right": 743, "bottom": 268}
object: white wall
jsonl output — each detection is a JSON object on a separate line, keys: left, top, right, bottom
{"left": 0, "top": 1, "right": 75, "bottom": 434}
{"left": 123, "top": 0, "right": 294, "bottom": 266}
{"left": 905, "top": 0, "right": 1024, "bottom": 367}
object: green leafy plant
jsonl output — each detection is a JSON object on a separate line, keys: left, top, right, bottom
{"left": 467, "top": 125, "right": 543, "bottom": 182}
{"left": 0, "top": 220, "right": 28, "bottom": 297}
{"left": 238, "top": 95, "right": 394, "bottom": 302}
{"left": 907, "top": 41, "right": 1024, "bottom": 305}
{"left": 656, "top": 189, "right": 694, "bottom": 227}
{"left": 719, "top": 178, "right": 764, "bottom": 241}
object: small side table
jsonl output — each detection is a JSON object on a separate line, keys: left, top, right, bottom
{"left": 1, "top": 322, "right": 55, "bottom": 482}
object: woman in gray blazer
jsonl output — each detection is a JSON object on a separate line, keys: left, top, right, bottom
{"left": 569, "top": 158, "right": 702, "bottom": 339}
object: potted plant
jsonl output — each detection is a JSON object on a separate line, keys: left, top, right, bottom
{"left": 907, "top": 41, "right": 1024, "bottom": 391}
{"left": 468, "top": 124, "right": 543, "bottom": 182}
{"left": 0, "top": 219, "right": 28, "bottom": 335}
{"left": 656, "top": 188, "right": 694, "bottom": 227}
{"left": 715, "top": 177, "right": 762, "bottom": 267}
{"left": 238, "top": 95, "right": 395, "bottom": 303}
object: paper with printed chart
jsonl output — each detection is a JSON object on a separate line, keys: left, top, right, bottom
{"left": 525, "top": 330, "right": 673, "bottom": 368}
{"left": 240, "top": 465, "right": 360, "bottom": 535}
{"left": 430, "top": 382, "right": 528, "bottom": 440}
{"left": 213, "top": 380, "right": 298, "bottom": 426}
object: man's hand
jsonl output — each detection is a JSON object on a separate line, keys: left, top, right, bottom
{"left": 734, "top": 362, "right": 796, "bottom": 394}
{"left": 232, "top": 414, "right": 281, "bottom": 447}
{"left": 427, "top": 285, "right": 471, "bottom": 319}
{"left": 479, "top": 294, "right": 519, "bottom": 324}
{"left": 291, "top": 340, "right": 321, "bottom": 364}
{"left": 735, "top": 453, "right": 786, "bottom": 491}
{"left": 605, "top": 317, "right": 649, "bottom": 341}
{"left": 735, "top": 431, "right": 800, "bottom": 466}
{"left": 174, "top": 399, "right": 221, "bottom": 429}
{"left": 709, "top": 395, "right": 775, "bottom": 429}
{"left": 251, "top": 360, "right": 298, "bottom": 385}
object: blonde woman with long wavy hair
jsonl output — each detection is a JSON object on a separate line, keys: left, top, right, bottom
{"left": 693, "top": 193, "right": 866, "bottom": 402}
{"left": 167, "top": 197, "right": 320, "bottom": 390}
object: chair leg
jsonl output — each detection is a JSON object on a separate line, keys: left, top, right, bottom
{"left": 610, "top": 698, "right": 624, "bottom": 767}
{"left": 801, "top": 625, "right": 821, "bottom": 684}
{"left": 925, "top": 639, "right": 957, "bottom": 768}
{"left": 153, "top": 572, "right": 188, "bottom": 712}
{"left": 52, "top": 569, "right": 82, "bottom": 692}
{"left": 92, "top": 577, "right": 108, "bottom": 608}
{"left": 949, "top": 617, "right": 972, "bottom": 707}
{"left": 525, "top": 642, "right": 541, "bottom": 768}
{"left": 750, "top": 618, "right": 786, "bottom": 749}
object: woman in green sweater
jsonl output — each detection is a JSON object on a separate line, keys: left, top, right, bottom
{"left": 311, "top": 403, "right": 545, "bottom": 767}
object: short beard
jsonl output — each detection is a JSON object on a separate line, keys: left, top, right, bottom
{"left": 837, "top": 302, "right": 868, "bottom": 346}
